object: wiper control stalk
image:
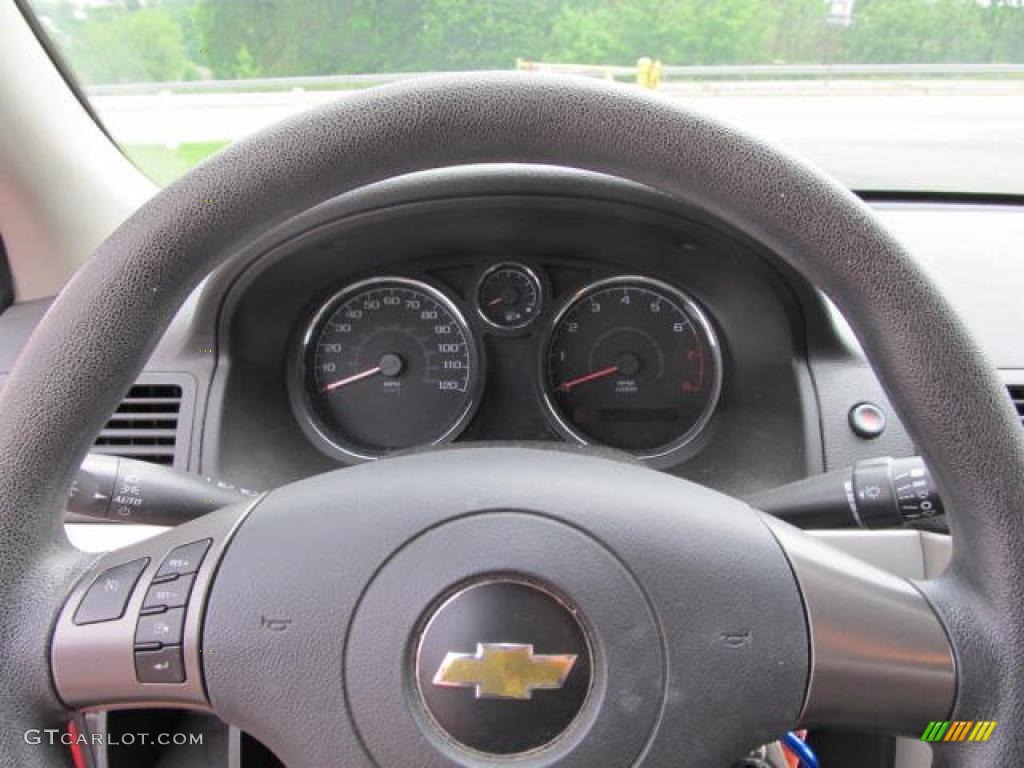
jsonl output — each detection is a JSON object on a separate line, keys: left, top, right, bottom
{"left": 67, "top": 454, "right": 258, "bottom": 526}
{"left": 749, "top": 456, "right": 945, "bottom": 530}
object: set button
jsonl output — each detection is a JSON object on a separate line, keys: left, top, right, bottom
{"left": 143, "top": 573, "right": 194, "bottom": 611}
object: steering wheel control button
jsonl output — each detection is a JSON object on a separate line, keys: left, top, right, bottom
{"left": 135, "top": 607, "right": 185, "bottom": 647}
{"left": 154, "top": 539, "right": 211, "bottom": 580}
{"left": 849, "top": 402, "right": 887, "bottom": 438}
{"left": 72, "top": 558, "right": 149, "bottom": 626}
{"left": 135, "top": 645, "right": 185, "bottom": 684}
{"left": 142, "top": 573, "right": 194, "bottom": 611}
{"left": 415, "top": 580, "right": 592, "bottom": 756}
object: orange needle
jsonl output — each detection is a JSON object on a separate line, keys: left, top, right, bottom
{"left": 321, "top": 365, "right": 382, "bottom": 393}
{"left": 557, "top": 365, "right": 620, "bottom": 392}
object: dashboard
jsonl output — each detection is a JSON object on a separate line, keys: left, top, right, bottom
{"left": 5, "top": 165, "right": 1023, "bottom": 506}
{"left": 209, "top": 167, "right": 819, "bottom": 494}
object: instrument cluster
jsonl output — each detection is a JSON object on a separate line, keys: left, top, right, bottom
{"left": 289, "top": 263, "right": 723, "bottom": 466}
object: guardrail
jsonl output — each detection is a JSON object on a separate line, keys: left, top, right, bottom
{"left": 84, "top": 62, "right": 1024, "bottom": 97}
{"left": 86, "top": 71, "right": 437, "bottom": 96}
{"left": 518, "top": 61, "right": 1024, "bottom": 78}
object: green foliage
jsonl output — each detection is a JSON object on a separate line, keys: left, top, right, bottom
{"left": 26, "top": 0, "right": 1024, "bottom": 84}
{"left": 233, "top": 45, "right": 258, "bottom": 79}
{"left": 49, "top": 4, "right": 191, "bottom": 83}
{"left": 844, "top": 0, "right": 983, "bottom": 63}
{"left": 123, "top": 141, "right": 229, "bottom": 185}
{"left": 545, "top": 5, "right": 620, "bottom": 63}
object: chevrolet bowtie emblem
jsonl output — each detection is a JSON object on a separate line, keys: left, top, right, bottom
{"left": 433, "top": 643, "right": 577, "bottom": 700}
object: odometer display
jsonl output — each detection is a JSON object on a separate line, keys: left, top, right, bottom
{"left": 293, "top": 278, "right": 480, "bottom": 461}
{"left": 543, "top": 277, "right": 721, "bottom": 460}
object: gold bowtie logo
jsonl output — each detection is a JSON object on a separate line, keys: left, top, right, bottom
{"left": 433, "top": 643, "right": 577, "bottom": 700}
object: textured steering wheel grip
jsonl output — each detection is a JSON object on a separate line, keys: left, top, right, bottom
{"left": 0, "top": 73, "right": 1022, "bottom": 766}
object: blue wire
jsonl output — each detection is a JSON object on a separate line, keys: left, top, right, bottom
{"left": 781, "top": 731, "right": 819, "bottom": 768}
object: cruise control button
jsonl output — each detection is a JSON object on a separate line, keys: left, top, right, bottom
{"left": 135, "top": 607, "right": 185, "bottom": 646}
{"left": 143, "top": 574, "right": 194, "bottom": 610}
{"left": 73, "top": 558, "right": 149, "bottom": 626}
{"left": 135, "top": 646, "right": 185, "bottom": 684}
{"left": 155, "top": 540, "right": 211, "bottom": 580}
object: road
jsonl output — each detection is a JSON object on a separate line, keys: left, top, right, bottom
{"left": 91, "top": 79, "right": 1024, "bottom": 192}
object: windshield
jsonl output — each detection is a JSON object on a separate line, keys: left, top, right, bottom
{"left": 25, "top": 0, "right": 1024, "bottom": 193}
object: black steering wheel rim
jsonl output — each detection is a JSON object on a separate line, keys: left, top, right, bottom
{"left": 1, "top": 72, "right": 1021, "bottom": 767}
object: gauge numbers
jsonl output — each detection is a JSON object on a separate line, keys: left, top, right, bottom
{"left": 543, "top": 276, "right": 721, "bottom": 461}
{"left": 294, "top": 278, "right": 480, "bottom": 461}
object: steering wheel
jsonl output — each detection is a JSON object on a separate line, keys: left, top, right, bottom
{"left": 1, "top": 74, "right": 1021, "bottom": 768}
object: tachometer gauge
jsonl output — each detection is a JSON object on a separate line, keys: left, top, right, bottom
{"left": 542, "top": 276, "right": 722, "bottom": 462}
{"left": 291, "top": 277, "right": 481, "bottom": 461}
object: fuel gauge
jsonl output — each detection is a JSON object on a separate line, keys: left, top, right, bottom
{"left": 477, "top": 263, "right": 543, "bottom": 332}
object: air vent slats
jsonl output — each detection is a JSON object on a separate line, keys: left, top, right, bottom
{"left": 1007, "top": 385, "right": 1024, "bottom": 426}
{"left": 91, "top": 445, "right": 179, "bottom": 460}
{"left": 104, "top": 414, "right": 178, "bottom": 426}
{"left": 115, "top": 399, "right": 181, "bottom": 409}
{"left": 95, "top": 429, "right": 178, "bottom": 439}
{"left": 93, "top": 383, "right": 183, "bottom": 466}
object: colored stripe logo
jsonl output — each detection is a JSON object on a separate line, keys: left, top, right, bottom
{"left": 921, "top": 721, "right": 997, "bottom": 742}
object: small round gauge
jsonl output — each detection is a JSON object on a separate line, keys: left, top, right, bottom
{"left": 477, "top": 263, "right": 543, "bottom": 331}
{"left": 291, "top": 277, "right": 481, "bottom": 461}
{"left": 542, "top": 276, "right": 722, "bottom": 462}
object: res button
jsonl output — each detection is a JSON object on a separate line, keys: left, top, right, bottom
{"left": 155, "top": 540, "right": 211, "bottom": 580}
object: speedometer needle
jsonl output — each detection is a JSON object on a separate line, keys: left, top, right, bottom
{"left": 321, "top": 353, "right": 404, "bottom": 393}
{"left": 321, "top": 365, "right": 382, "bottom": 393}
{"left": 556, "top": 365, "right": 620, "bottom": 393}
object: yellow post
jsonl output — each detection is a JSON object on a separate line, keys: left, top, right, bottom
{"left": 636, "top": 57, "right": 652, "bottom": 88}
{"left": 650, "top": 59, "right": 663, "bottom": 89}
{"left": 636, "top": 57, "right": 662, "bottom": 89}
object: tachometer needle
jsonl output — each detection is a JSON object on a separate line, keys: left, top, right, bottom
{"left": 556, "top": 365, "right": 620, "bottom": 393}
{"left": 321, "top": 365, "right": 382, "bottom": 393}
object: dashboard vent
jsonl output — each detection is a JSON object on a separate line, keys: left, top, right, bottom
{"left": 93, "top": 383, "right": 184, "bottom": 466}
{"left": 1008, "top": 385, "right": 1024, "bottom": 427}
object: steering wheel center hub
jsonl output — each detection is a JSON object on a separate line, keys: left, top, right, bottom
{"left": 415, "top": 580, "right": 593, "bottom": 755}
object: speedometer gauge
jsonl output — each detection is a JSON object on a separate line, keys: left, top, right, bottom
{"left": 542, "top": 276, "right": 722, "bottom": 462}
{"left": 291, "top": 277, "right": 481, "bottom": 462}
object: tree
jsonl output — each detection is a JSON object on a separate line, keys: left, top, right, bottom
{"left": 841, "top": 0, "right": 987, "bottom": 63}
{"left": 64, "top": 6, "right": 190, "bottom": 83}
{"left": 26, "top": 0, "right": 1024, "bottom": 85}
